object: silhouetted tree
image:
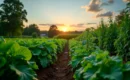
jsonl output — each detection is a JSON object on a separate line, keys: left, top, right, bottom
{"left": 23, "top": 24, "right": 40, "bottom": 36}
{"left": 0, "top": 0, "right": 27, "bottom": 36}
{"left": 48, "top": 25, "right": 59, "bottom": 38}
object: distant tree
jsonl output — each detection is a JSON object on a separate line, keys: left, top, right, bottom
{"left": 48, "top": 25, "right": 59, "bottom": 38}
{"left": 0, "top": 0, "right": 27, "bottom": 36}
{"left": 23, "top": 24, "right": 40, "bottom": 36}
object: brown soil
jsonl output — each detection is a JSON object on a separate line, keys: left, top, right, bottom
{"left": 36, "top": 41, "right": 74, "bottom": 80}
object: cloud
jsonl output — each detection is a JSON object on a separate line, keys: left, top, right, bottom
{"left": 87, "top": 23, "right": 97, "bottom": 25}
{"left": 39, "top": 24, "right": 65, "bottom": 26}
{"left": 56, "top": 24, "right": 65, "bottom": 26}
{"left": 101, "top": 3, "right": 109, "bottom": 6}
{"left": 39, "top": 24, "right": 51, "bottom": 26}
{"left": 81, "top": 0, "right": 102, "bottom": 12}
{"left": 123, "top": 0, "right": 130, "bottom": 2}
{"left": 96, "top": 11, "right": 114, "bottom": 17}
{"left": 108, "top": 0, "right": 114, "bottom": 4}
{"left": 101, "top": 0, "right": 114, "bottom": 6}
{"left": 70, "top": 23, "right": 86, "bottom": 27}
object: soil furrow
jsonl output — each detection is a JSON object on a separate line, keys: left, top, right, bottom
{"left": 36, "top": 41, "right": 74, "bottom": 80}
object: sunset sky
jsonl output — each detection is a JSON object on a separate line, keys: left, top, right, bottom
{"left": 0, "top": 0, "right": 129, "bottom": 31}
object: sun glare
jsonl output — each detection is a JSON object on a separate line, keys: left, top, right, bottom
{"left": 62, "top": 27, "right": 67, "bottom": 32}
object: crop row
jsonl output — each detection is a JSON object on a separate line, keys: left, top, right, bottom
{"left": 69, "top": 40, "right": 130, "bottom": 80}
{"left": 69, "top": 11, "right": 130, "bottom": 80}
{"left": 0, "top": 37, "right": 66, "bottom": 80}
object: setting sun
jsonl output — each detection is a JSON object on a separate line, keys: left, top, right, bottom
{"left": 62, "top": 27, "right": 68, "bottom": 32}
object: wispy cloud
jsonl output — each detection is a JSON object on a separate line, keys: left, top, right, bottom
{"left": 96, "top": 11, "right": 114, "bottom": 17}
{"left": 39, "top": 24, "right": 51, "bottom": 26}
{"left": 39, "top": 24, "right": 65, "bottom": 26}
{"left": 101, "top": 0, "right": 114, "bottom": 6}
{"left": 70, "top": 23, "right": 86, "bottom": 27}
{"left": 87, "top": 23, "right": 97, "bottom": 25}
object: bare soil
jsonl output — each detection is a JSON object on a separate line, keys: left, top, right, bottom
{"left": 36, "top": 41, "right": 74, "bottom": 80}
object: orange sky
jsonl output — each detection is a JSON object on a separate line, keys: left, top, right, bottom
{"left": 19, "top": 0, "right": 127, "bottom": 31}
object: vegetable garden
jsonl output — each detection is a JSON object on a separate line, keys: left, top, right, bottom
{"left": 0, "top": 1, "right": 130, "bottom": 80}
{"left": 0, "top": 38, "right": 66, "bottom": 80}
{"left": 0, "top": 14, "right": 130, "bottom": 80}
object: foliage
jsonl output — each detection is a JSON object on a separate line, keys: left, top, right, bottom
{"left": 48, "top": 25, "right": 59, "bottom": 38}
{"left": 0, "top": 37, "right": 66, "bottom": 79}
{"left": 69, "top": 40, "right": 130, "bottom": 80}
{"left": 114, "top": 14, "right": 130, "bottom": 61}
{"left": 6, "top": 38, "right": 66, "bottom": 68}
{"left": 23, "top": 24, "right": 40, "bottom": 37}
{"left": 69, "top": 4, "right": 130, "bottom": 79}
{"left": 96, "top": 19, "right": 108, "bottom": 50}
{"left": 0, "top": 39, "right": 38, "bottom": 80}
{"left": 96, "top": 18, "right": 118, "bottom": 53}
{"left": 75, "top": 18, "right": 119, "bottom": 55}
{"left": 0, "top": 0, "right": 27, "bottom": 36}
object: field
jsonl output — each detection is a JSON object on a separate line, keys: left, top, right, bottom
{"left": 0, "top": 38, "right": 69, "bottom": 80}
{"left": 0, "top": 0, "right": 130, "bottom": 80}
{"left": 54, "top": 33, "right": 80, "bottom": 39}
{"left": 1, "top": 16, "right": 130, "bottom": 80}
{"left": 1, "top": 15, "right": 130, "bottom": 80}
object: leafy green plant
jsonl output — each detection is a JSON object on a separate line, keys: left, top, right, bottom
{"left": 0, "top": 40, "right": 38, "bottom": 80}
{"left": 69, "top": 40, "right": 130, "bottom": 80}
{"left": 7, "top": 38, "right": 66, "bottom": 68}
{"left": 114, "top": 14, "right": 130, "bottom": 61}
{"left": 103, "top": 18, "right": 118, "bottom": 53}
{"left": 69, "top": 3, "right": 130, "bottom": 80}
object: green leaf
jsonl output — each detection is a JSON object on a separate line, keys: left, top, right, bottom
{"left": 0, "top": 36, "right": 5, "bottom": 43}
{"left": 100, "top": 66, "right": 122, "bottom": 80}
{"left": 123, "top": 62, "right": 130, "bottom": 71}
{"left": 41, "top": 50, "right": 48, "bottom": 56}
{"left": 70, "top": 58, "right": 82, "bottom": 68}
{"left": 123, "top": 62, "right": 130, "bottom": 80}
{"left": 39, "top": 57, "right": 49, "bottom": 68}
{"left": 14, "top": 46, "right": 32, "bottom": 60}
{"left": 10, "top": 64, "right": 37, "bottom": 80}
{"left": 74, "top": 67, "right": 84, "bottom": 80}
{"left": 0, "top": 41, "right": 14, "bottom": 52}
{"left": 0, "top": 56, "right": 6, "bottom": 68}
{"left": 27, "top": 61, "right": 38, "bottom": 70}
{"left": 31, "top": 48, "right": 41, "bottom": 56}
{"left": 46, "top": 46, "right": 52, "bottom": 53}
{"left": 83, "top": 65, "right": 98, "bottom": 80}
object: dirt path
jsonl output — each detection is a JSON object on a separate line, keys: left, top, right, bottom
{"left": 36, "top": 41, "right": 74, "bottom": 80}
